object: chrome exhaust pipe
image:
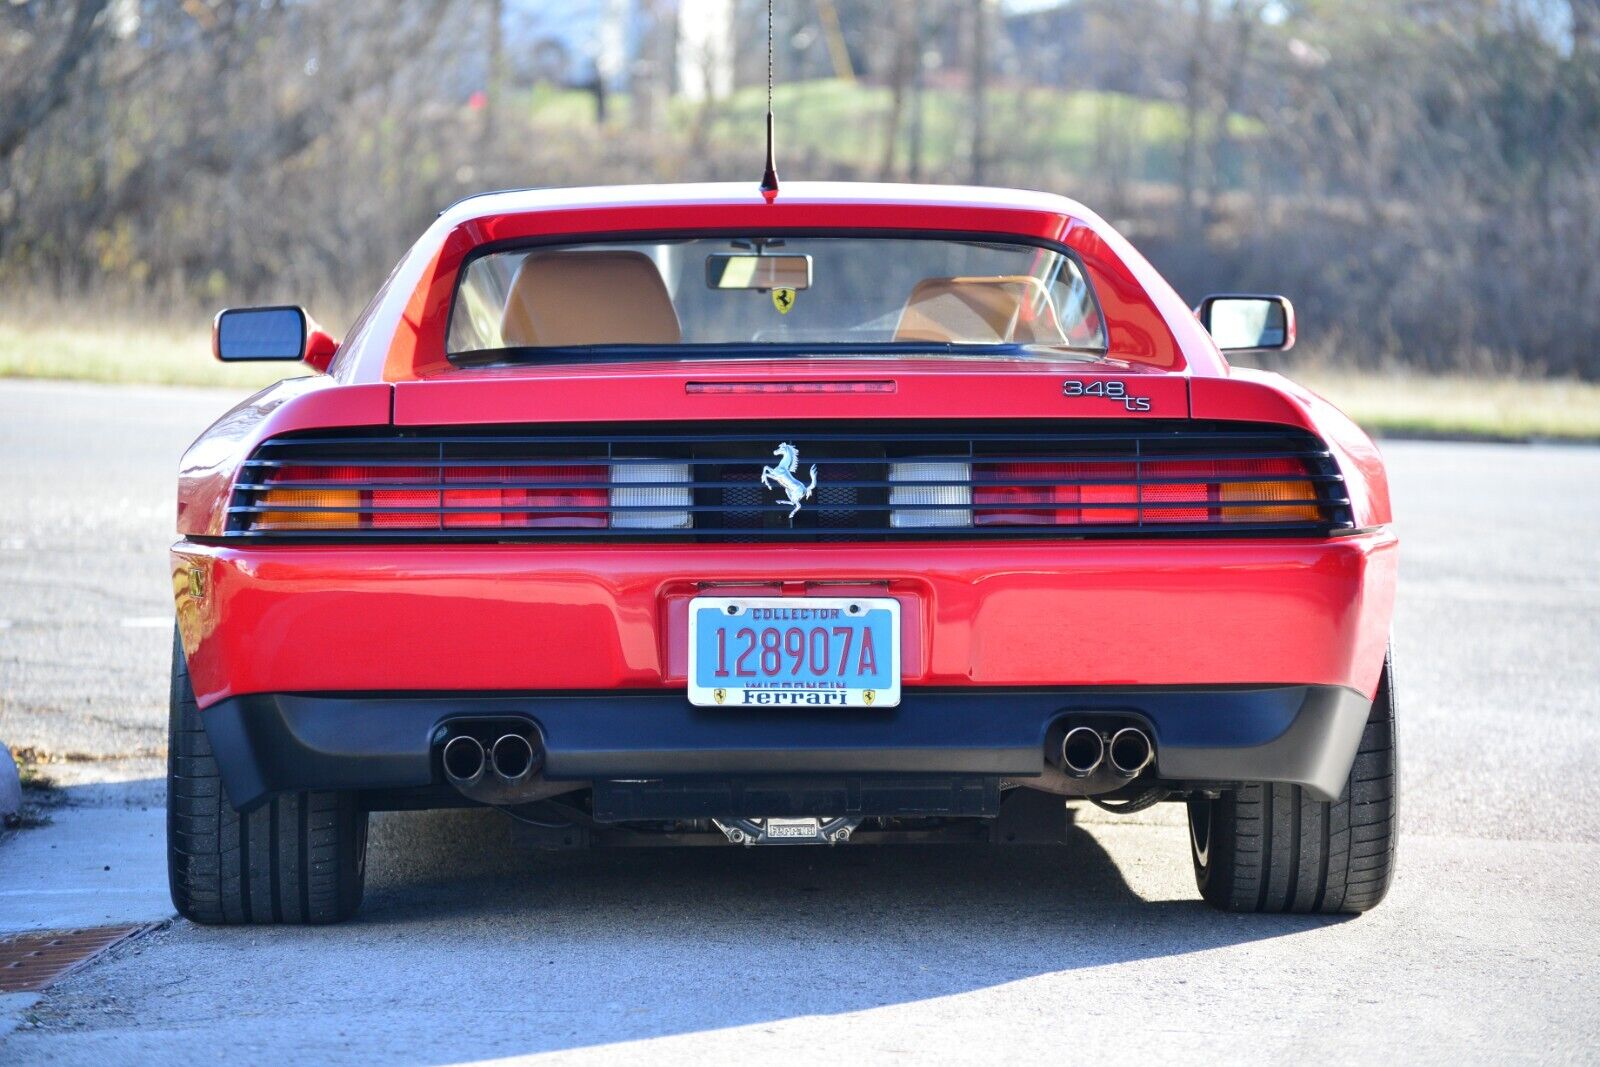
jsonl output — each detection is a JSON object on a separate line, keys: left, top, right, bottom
{"left": 1059, "top": 726, "right": 1106, "bottom": 778}
{"left": 490, "top": 733, "right": 540, "bottom": 784}
{"left": 441, "top": 735, "right": 487, "bottom": 787}
{"left": 1107, "top": 727, "right": 1154, "bottom": 778}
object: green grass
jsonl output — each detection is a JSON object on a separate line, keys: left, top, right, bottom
{"left": 521, "top": 79, "right": 1256, "bottom": 184}
{"left": 3, "top": 320, "right": 1596, "bottom": 440}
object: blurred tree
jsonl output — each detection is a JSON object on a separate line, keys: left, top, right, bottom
{"left": 484, "top": 0, "right": 505, "bottom": 145}
{"left": 0, "top": 0, "right": 1596, "bottom": 377}
{"left": 968, "top": 0, "right": 992, "bottom": 184}
{"left": 876, "top": 0, "right": 917, "bottom": 178}
{"left": 0, "top": 1, "right": 111, "bottom": 169}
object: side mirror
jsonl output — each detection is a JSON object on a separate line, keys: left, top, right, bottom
{"left": 1196, "top": 294, "right": 1296, "bottom": 353}
{"left": 213, "top": 306, "right": 339, "bottom": 369}
{"left": 304, "top": 327, "right": 339, "bottom": 373}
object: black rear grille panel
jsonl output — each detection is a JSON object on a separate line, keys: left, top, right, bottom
{"left": 224, "top": 420, "right": 1353, "bottom": 542}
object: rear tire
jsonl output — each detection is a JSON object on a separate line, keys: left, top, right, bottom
{"left": 1187, "top": 650, "right": 1398, "bottom": 914}
{"left": 166, "top": 630, "right": 368, "bottom": 924}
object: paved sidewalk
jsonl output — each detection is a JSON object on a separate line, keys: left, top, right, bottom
{"left": 0, "top": 772, "right": 171, "bottom": 1038}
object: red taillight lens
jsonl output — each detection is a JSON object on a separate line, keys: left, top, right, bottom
{"left": 973, "top": 463, "right": 1138, "bottom": 525}
{"left": 971, "top": 457, "right": 1322, "bottom": 527}
{"left": 685, "top": 380, "right": 896, "bottom": 395}
{"left": 442, "top": 465, "right": 607, "bottom": 529}
{"left": 367, "top": 466, "right": 443, "bottom": 529}
{"left": 254, "top": 462, "right": 609, "bottom": 531}
{"left": 1136, "top": 460, "right": 1214, "bottom": 524}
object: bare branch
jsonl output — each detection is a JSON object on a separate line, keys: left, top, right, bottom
{"left": 0, "top": 0, "right": 111, "bottom": 165}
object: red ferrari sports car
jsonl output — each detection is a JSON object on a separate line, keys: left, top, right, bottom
{"left": 168, "top": 182, "right": 1397, "bottom": 924}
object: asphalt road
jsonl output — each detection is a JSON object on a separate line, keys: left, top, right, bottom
{"left": 1, "top": 378, "right": 1598, "bottom": 1064}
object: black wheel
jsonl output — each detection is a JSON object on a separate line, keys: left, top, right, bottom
{"left": 166, "top": 630, "right": 368, "bottom": 924}
{"left": 1187, "top": 649, "right": 1398, "bottom": 914}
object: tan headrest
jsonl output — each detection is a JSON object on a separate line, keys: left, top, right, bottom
{"left": 894, "top": 275, "right": 1066, "bottom": 345}
{"left": 500, "top": 250, "right": 682, "bottom": 347}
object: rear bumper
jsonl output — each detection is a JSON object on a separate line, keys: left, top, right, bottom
{"left": 172, "top": 533, "right": 1398, "bottom": 705}
{"left": 203, "top": 684, "right": 1371, "bottom": 811}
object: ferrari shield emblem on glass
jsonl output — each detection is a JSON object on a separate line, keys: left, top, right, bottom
{"left": 771, "top": 286, "right": 796, "bottom": 314}
{"left": 759, "top": 442, "right": 817, "bottom": 519}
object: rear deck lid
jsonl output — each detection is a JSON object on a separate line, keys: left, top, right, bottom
{"left": 390, "top": 360, "right": 1190, "bottom": 426}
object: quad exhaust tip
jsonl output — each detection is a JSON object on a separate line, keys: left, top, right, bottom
{"left": 490, "top": 733, "right": 539, "bottom": 783}
{"left": 441, "top": 735, "right": 486, "bottom": 786}
{"left": 1060, "top": 726, "right": 1106, "bottom": 778}
{"left": 1107, "top": 727, "right": 1154, "bottom": 778}
{"left": 443, "top": 730, "right": 545, "bottom": 791}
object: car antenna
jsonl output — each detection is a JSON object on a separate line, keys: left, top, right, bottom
{"left": 760, "top": 0, "right": 780, "bottom": 199}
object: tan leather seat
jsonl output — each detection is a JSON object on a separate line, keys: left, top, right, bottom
{"left": 893, "top": 275, "right": 1066, "bottom": 345}
{"left": 500, "top": 250, "right": 682, "bottom": 347}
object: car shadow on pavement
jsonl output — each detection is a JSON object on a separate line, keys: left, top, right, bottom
{"left": 313, "top": 803, "right": 1346, "bottom": 1061}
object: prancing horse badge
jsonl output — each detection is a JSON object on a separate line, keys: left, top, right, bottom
{"left": 760, "top": 442, "right": 817, "bottom": 521}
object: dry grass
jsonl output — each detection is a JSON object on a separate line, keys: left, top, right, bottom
{"left": 1299, "top": 371, "right": 1600, "bottom": 441}
{"left": 0, "top": 321, "right": 286, "bottom": 390}
{"left": 2, "top": 319, "right": 1596, "bottom": 440}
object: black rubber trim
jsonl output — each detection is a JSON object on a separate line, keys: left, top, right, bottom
{"left": 1156, "top": 685, "right": 1371, "bottom": 802}
{"left": 200, "top": 684, "right": 1370, "bottom": 811}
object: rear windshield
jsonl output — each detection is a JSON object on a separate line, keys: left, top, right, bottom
{"left": 446, "top": 235, "right": 1106, "bottom": 363}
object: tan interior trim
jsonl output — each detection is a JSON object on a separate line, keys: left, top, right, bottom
{"left": 894, "top": 275, "right": 1066, "bottom": 345}
{"left": 500, "top": 250, "right": 682, "bottom": 347}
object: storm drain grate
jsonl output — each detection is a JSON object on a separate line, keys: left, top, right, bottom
{"left": 0, "top": 925, "right": 147, "bottom": 993}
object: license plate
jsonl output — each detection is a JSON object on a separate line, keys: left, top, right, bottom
{"left": 687, "top": 596, "right": 901, "bottom": 709}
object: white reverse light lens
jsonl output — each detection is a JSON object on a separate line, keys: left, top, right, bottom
{"left": 610, "top": 461, "right": 692, "bottom": 529}
{"left": 889, "top": 461, "right": 972, "bottom": 527}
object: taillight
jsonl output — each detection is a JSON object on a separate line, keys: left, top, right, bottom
{"left": 887, "top": 461, "right": 971, "bottom": 527}
{"left": 256, "top": 465, "right": 368, "bottom": 530}
{"left": 1217, "top": 462, "right": 1320, "bottom": 522}
{"left": 685, "top": 380, "right": 896, "bottom": 395}
{"left": 974, "top": 462, "right": 1138, "bottom": 525}
{"left": 439, "top": 465, "right": 607, "bottom": 529}
{"left": 887, "top": 456, "right": 1327, "bottom": 529}
{"left": 610, "top": 461, "right": 692, "bottom": 529}
{"left": 249, "top": 460, "right": 689, "bottom": 532}
{"left": 257, "top": 488, "right": 362, "bottom": 530}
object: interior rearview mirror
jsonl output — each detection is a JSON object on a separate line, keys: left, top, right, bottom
{"left": 1196, "top": 294, "right": 1296, "bottom": 352}
{"left": 213, "top": 306, "right": 309, "bottom": 362}
{"left": 705, "top": 253, "right": 812, "bottom": 291}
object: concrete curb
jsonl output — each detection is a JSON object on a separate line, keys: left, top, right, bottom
{"left": 1369, "top": 427, "right": 1600, "bottom": 447}
{"left": 0, "top": 744, "right": 21, "bottom": 826}
{"left": 0, "top": 991, "right": 42, "bottom": 1040}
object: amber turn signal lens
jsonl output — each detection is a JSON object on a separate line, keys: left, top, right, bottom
{"left": 1219, "top": 478, "right": 1320, "bottom": 521}
{"left": 257, "top": 488, "right": 361, "bottom": 529}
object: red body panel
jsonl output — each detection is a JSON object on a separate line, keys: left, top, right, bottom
{"left": 173, "top": 181, "right": 1397, "bottom": 716}
{"left": 389, "top": 363, "right": 1192, "bottom": 428}
{"left": 176, "top": 377, "right": 391, "bottom": 538}
{"left": 173, "top": 533, "right": 1396, "bottom": 708}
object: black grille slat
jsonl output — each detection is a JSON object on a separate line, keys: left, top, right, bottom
{"left": 224, "top": 421, "right": 1352, "bottom": 542}
{"left": 227, "top": 496, "right": 1351, "bottom": 516}
{"left": 252, "top": 428, "right": 1325, "bottom": 447}
{"left": 217, "top": 522, "right": 1346, "bottom": 541}
{"left": 237, "top": 473, "right": 1343, "bottom": 490}
{"left": 241, "top": 450, "right": 1333, "bottom": 468}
